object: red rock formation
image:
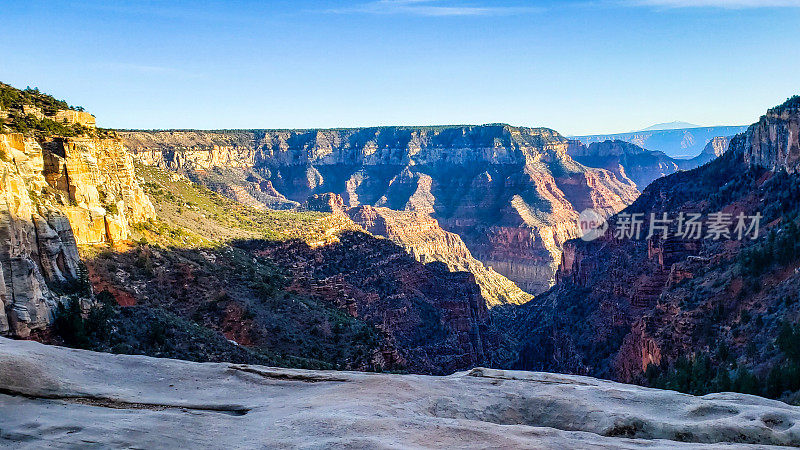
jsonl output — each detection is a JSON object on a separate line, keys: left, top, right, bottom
{"left": 614, "top": 319, "right": 662, "bottom": 383}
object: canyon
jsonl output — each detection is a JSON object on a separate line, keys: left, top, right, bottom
{"left": 567, "top": 137, "right": 732, "bottom": 191}
{"left": 512, "top": 96, "right": 800, "bottom": 402}
{"left": 2, "top": 81, "right": 800, "bottom": 448}
{"left": 573, "top": 125, "right": 748, "bottom": 159}
{"left": 121, "top": 126, "right": 640, "bottom": 294}
{"left": 0, "top": 84, "right": 496, "bottom": 374}
{"left": 300, "top": 193, "right": 531, "bottom": 306}
{"left": 345, "top": 204, "right": 532, "bottom": 306}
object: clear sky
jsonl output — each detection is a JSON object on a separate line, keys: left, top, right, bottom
{"left": 2, "top": 0, "right": 799, "bottom": 135}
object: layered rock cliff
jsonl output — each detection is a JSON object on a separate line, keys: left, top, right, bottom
{"left": 733, "top": 95, "right": 800, "bottom": 173}
{"left": 511, "top": 96, "right": 800, "bottom": 401}
{"left": 567, "top": 138, "right": 732, "bottom": 191}
{"left": 0, "top": 133, "right": 154, "bottom": 337}
{"left": 121, "top": 125, "right": 639, "bottom": 293}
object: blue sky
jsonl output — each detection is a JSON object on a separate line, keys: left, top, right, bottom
{"left": 2, "top": 0, "right": 799, "bottom": 134}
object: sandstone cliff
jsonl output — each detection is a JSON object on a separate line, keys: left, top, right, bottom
{"left": 121, "top": 125, "right": 639, "bottom": 293}
{"left": 0, "top": 133, "right": 154, "bottom": 337}
{"left": 3, "top": 338, "right": 800, "bottom": 448}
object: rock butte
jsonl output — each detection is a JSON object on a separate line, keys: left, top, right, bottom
{"left": 572, "top": 125, "right": 749, "bottom": 160}
{"left": 566, "top": 138, "right": 731, "bottom": 191}
{"left": 1, "top": 338, "right": 799, "bottom": 448}
{"left": 346, "top": 204, "right": 532, "bottom": 306}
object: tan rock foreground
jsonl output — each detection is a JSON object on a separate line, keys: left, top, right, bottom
{"left": 1, "top": 339, "right": 799, "bottom": 448}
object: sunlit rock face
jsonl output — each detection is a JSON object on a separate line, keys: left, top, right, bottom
{"left": 2, "top": 338, "right": 800, "bottom": 448}
{"left": 122, "top": 125, "right": 639, "bottom": 294}
{"left": 346, "top": 204, "right": 532, "bottom": 306}
{"left": 0, "top": 133, "right": 154, "bottom": 337}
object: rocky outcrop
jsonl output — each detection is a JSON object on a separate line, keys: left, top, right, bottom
{"left": 347, "top": 205, "right": 532, "bottom": 306}
{"left": 303, "top": 192, "right": 346, "bottom": 214}
{"left": 0, "top": 133, "right": 154, "bottom": 337}
{"left": 0, "top": 135, "right": 70, "bottom": 337}
{"left": 121, "top": 125, "right": 639, "bottom": 293}
{"left": 704, "top": 136, "right": 730, "bottom": 158}
{"left": 731, "top": 96, "right": 800, "bottom": 173}
{"left": 568, "top": 139, "right": 680, "bottom": 190}
{"left": 53, "top": 110, "right": 96, "bottom": 128}
{"left": 680, "top": 135, "right": 732, "bottom": 168}
{"left": 42, "top": 136, "right": 155, "bottom": 244}
{"left": 3, "top": 338, "right": 800, "bottom": 448}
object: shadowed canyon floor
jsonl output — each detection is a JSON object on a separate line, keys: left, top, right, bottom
{"left": 2, "top": 338, "right": 800, "bottom": 448}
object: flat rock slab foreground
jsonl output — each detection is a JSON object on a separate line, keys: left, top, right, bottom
{"left": 1, "top": 339, "right": 799, "bottom": 449}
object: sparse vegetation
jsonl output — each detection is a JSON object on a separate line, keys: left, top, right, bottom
{"left": 643, "top": 322, "right": 800, "bottom": 404}
{"left": 739, "top": 215, "right": 800, "bottom": 277}
{"left": 73, "top": 165, "right": 384, "bottom": 372}
{"left": 135, "top": 163, "right": 351, "bottom": 245}
{"left": 0, "top": 83, "right": 74, "bottom": 114}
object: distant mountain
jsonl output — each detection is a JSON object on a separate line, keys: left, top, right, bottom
{"left": 568, "top": 140, "right": 681, "bottom": 190}
{"left": 568, "top": 136, "right": 736, "bottom": 191}
{"left": 572, "top": 125, "right": 748, "bottom": 159}
{"left": 638, "top": 121, "right": 700, "bottom": 132}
